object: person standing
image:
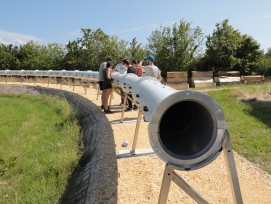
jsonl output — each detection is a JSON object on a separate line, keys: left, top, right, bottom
{"left": 141, "top": 55, "right": 160, "bottom": 79}
{"left": 132, "top": 59, "right": 143, "bottom": 77}
{"left": 99, "top": 57, "right": 112, "bottom": 110}
{"left": 123, "top": 59, "right": 137, "bottom": 111}
{"left": 113, "top": 57, "right": 127, "bottom": 106}
{"left": 102, "top": 61, "right": 114, "bottom": 114}
{"left": 114, "top": 57, "right": 127, "bottom": 74}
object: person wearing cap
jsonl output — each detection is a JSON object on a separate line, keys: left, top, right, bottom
{"left": 141, "top": 55, "right": 160, "bottom": 79}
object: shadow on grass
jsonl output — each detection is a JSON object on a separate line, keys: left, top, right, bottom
{"left": 241, "top": 98, "right": 271, "bottom": 129}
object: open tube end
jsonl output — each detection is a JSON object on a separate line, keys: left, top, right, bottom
{"left": 148, "top": 90, "right": 227, "bottom": 170}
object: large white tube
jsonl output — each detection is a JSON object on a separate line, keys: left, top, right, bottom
{"left": 0, "top": 70, "right": 99, "bottom": 82}
{"left": 0, "top": 69, "right": 227, "bottom": 170}
{"left": 111, "top": 72, "right": 227, "bottom": 171}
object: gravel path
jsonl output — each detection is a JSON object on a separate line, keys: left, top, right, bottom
{"left": 1, "top": 82, "right": 271, "bottom": 204}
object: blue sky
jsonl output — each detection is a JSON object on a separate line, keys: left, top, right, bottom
{"left": 1, "top": 0, "right": 271, "bottom": 52}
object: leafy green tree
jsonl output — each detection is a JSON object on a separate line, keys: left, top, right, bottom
{"left": 127, "top": 37, "right": 147, "bottom": 61}
{"left": 265, "top": 48, "right": 271, "bottom": 58}
{"left": 79, "top": 28, "right": 110, "bottom": 69}
{"left": 46, "top": 43, "right": 65, "bottom": 70}
{"left": 147, "top": 20, "right": 204, "bottom": 76}
{"left": 64, "top": 28, "right": 130, "bottom": 70}
{"left": 19, "top": 41, "right": 64, "bottom": 70}
{"left": 0, "top": 44, "right": 20, "bottom": 69}
{"left": 18, "top": 41, "right": 39, "bottom": 69}
{"left": 235, "top": 35, "right": 262, "bottom": 74}
{"left": 63, "top": 40, "right": 82, "bottom": 70}
{"left": 203, "top": 19, "right": 262, "bottom": 75}
{"left": 102, "top": 36, "right": 128, "bottom": 66}
{"left": 255, "top": 57, "right": 271, "bottom": 76}
{"left": 254, "top": 47, "right": 271, "bottom": 76}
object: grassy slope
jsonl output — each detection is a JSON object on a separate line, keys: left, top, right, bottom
{"left": 0, "top": 94, "right": 81, "bottom": 203}
{"left": 207, "top": 84, "right": 271, "bottom": 174}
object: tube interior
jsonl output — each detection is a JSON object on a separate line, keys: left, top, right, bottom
{"left": 159, "top": 101, "right": 215, "bottom": 160}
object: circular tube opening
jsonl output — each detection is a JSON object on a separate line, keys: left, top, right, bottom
{"left": 159, "top": 101, "right": 216, "bottom": 160}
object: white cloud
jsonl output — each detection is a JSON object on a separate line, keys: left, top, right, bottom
{"left": 261, "top": 15, "right": 271, "bottom": 19}
{"left": 67, "top": 29, "right": 81, "bottom": 37}
{"left": 117, "top": 24, "right": 157, "bottom": 34}
{"left": 0, "top": 29, "right": 43, "bottom": 46}
{"left": 117, "top": 21, "right": 176, "bottom": 34}
{"left": 253, "top": 14, "right": 271, "bottom": 20}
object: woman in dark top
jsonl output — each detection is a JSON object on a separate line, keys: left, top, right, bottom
{"left": 102, "top": 61, "right": 113, "bottom": 114}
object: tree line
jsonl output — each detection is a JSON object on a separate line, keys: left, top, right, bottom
{"left": 1, "top": 19, "right": 271, "bottom": 77}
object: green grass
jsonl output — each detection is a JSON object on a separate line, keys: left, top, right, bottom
{"left": 0, "top": 94, "right": 81, "bottom": 203}
{"left": 207, "top": 83, "right": 271, "bottom": 174}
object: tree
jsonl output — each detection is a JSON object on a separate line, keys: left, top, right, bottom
{"left": 265, "top": 48, "right": 271, "bottom": 58}
{"left": 203, "top": 19, "right": 262, "bottom": 75}
{"left": 147, "top": 20, "right": 204, "bottom": 76}
{"left": 255, "top": 47, "right": 271, "bottom": 76}
{"left": 255, "top": 57, "right": 271, "bottom": 76}
{"left": 235, "top": 34, "right": 262, "bottom": 74}
{"left": 63, "top": 40, "right": 83, "bottom": 70}
{"left": 19, "top": 41, "right": 65, "bottom": 70}
{"left": 0, "top": 43, "right": 20, "bottom": 69}
{"left": 64, "top": 28, "right": 130, "bottom": 71}
{"left": 19, "top": 41, "right": 39, "bottom": 69}
{"left": 127, "top": 37, "right": 147, "bottom": 61}
{"left": 64, "top": 28, "right": 110, "bottom": 70}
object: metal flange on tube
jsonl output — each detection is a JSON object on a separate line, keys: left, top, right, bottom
{"left": 111, "top": 72, "right": 227, "bottom": 171}
{"left": 149, "top": 90, "right": 227, "bottom": 171}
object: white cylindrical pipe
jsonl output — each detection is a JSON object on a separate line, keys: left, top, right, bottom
{"left": 111, "top": 72, "right": 227, "bottom": 170}
{"left": 148, "top": 90, "right": 227, "bottom": 170}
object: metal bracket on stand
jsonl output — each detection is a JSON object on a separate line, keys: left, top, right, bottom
{"left": 130, "top": 110, "right": 143, "bottom": 154}
{"left": 81, "top": 79, "right": 89, "bottom": 95}
{"left": 47, "top": 76, "right": 56, "bottom": 87}
{"left": 120, "top": 93, "right": 128, "bottom": 122}
{"left": 117, "top": 92, "right": 154, "bottom": 157}
{"left": 96, "top": 83, "right": 101, "bottom": 100}
{"left": 158, "top": 130, "right": 243, "bottom": 204}
{"left": 34, "top": 76, "right": 43, "bottom": 86}
{"left": 20, "top": 76, "right": 28, "bottom": 84}
{"left": 4, "top": 75, "right": 12, "bottom": 84}
{"left": 108, "top": 88, "right": 115, "bottom": 107}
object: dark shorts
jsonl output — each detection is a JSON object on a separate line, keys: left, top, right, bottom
{"left": 99, "top": 81, "right": 104, "bottom": 91}
{"left": 103, "top": 81, "right": 112, "bottom": 89}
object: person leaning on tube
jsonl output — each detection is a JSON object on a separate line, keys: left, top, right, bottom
{"left": 99, "top": 57, "right": 113, "bottom": 110}
{"left": 112, "top": 57, "right": 127, "bottom": 106}
{"left": 132, "top": 59, "right": 143, "bottom": 77}
{"left": 102, "top": 61, "right": 114, "bottom": 114}
{"left": 122, "top": 59, "right": 138, "bottom": 111}
{"left": 140, "top": 55, "right": 162, "bottom": 81}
